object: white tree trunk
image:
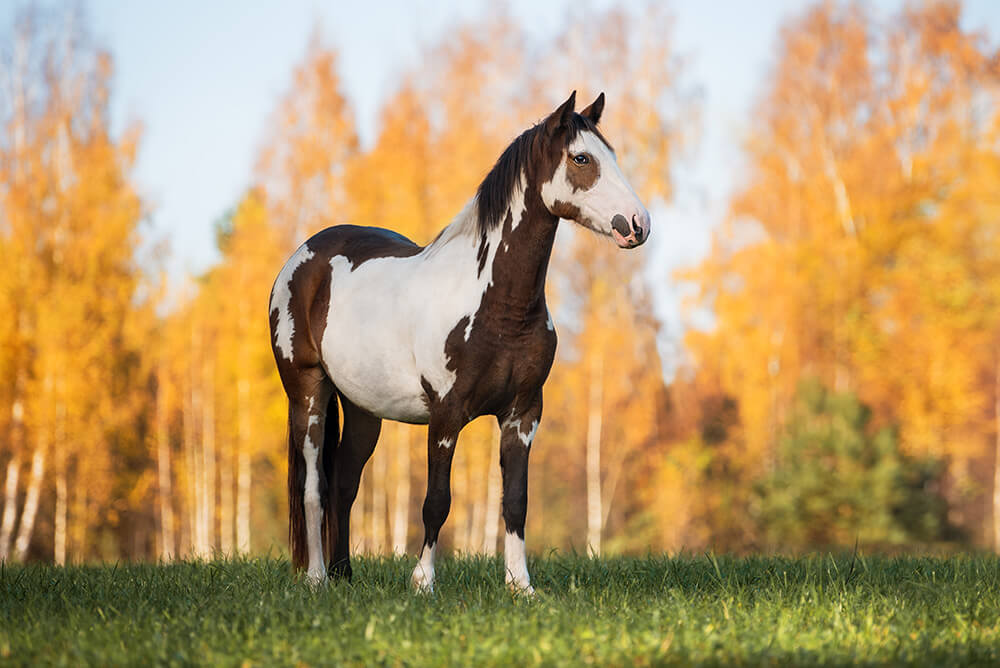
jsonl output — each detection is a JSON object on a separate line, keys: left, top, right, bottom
{"left": 482, "top": 426, "right": 501, "bottom": 555}
{"left": 994, "top": 355, "right": 1000, "bottom": 553}
{"left": 156, "top": 369, "right": 175, "bottom": 561}
{"left": 391, "top": 424, "right": 410, "bottom": 555}
{"left": 469, "top": 454, "right": 486, "bottom": 554}
{"left": 371, "top": 447, "right": 386, "bottom": 554}
{"left": 0, "top": 456, "right": 20, "bottom": 560}
{"left": 236, "top": 376, "right": 252, "bottom": 553}
{"left": 54, "top": 468, "right": 67, "bottom": 565}
{"left": 237, "top": 451, "right": 251, "bottom": 553}
{"left": 586, "top": 353, "right": 604, "bottom": 557}
{"left": 219, "top": 447, "right": 234, "bottom": 555}
{"left": 13, "top": 446, "right": 44, "bottom": 561}
{"left": 453, "top": 447, "right": 468, "bottom": 553}
{"left": 354, "top": 471, "right": 367, "bottom": 554}
{"left": 202, "top": 361, "right": 216, "bottom": 554}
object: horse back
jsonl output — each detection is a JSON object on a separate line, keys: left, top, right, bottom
{"left": 270, "top": 225, "right": 423, "bottom": 372}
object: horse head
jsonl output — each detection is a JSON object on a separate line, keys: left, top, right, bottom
{"left": 538, "top": 91, "right": 651, "bottom": 249}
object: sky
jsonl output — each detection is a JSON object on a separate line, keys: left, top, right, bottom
{"left": 4, "top": 1, "right": 1000, "bottom": 337}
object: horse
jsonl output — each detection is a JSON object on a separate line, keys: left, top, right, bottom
{"left": 269, "top": 91, "right": 650, "bottom": 592}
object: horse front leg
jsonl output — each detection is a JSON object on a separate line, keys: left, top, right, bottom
{"left": 411, "top": 418, "right": 460, "bottom": 592}
{"left": 498, "top": 396, "right": 541, "bottom": 595}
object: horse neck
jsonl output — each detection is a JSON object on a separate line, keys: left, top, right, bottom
{"left": 484, "top": 185, "right": 558, "bottom": 313}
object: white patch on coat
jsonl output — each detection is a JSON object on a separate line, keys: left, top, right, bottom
{"left": 320, "top": 199, "right": 505, "bottom": 424}
{"left": 504, "top": 416, "right": 538, "bottom": 449}
{"left": 508, "top": 172, "right": 527, "bottom": 231}
{"left": 302, "top": 396, "right": 325, "bottom": 584}
{"left": 539, "top": 131, "right": 648, "bottom": 238}
{"left": 411, "top": 542, "right": 437, "bottom": 592}
{"left": 270, "top": 243, "right": 315, "bottom": 362}
{"left": 437, "top": 437, "right": 453, "bottom": 450}
{"left": 519, "top": 420, "right": 538, "bottom": 448}
{"left": 504, "top": 531, "right": 534, "bottom": 594}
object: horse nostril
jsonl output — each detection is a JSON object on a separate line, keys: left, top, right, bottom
{"left": 611, "top": 214, "right": 631, "bottom": 238}
{"left": 632, "top": 214, "right": 644, "bottom": 241}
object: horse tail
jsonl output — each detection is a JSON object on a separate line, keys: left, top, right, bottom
{"left": 321, "top": 393, "right": 340, "bottom": 564}
{"left": 287, "top": 407, "right": 308, "bottom": 570}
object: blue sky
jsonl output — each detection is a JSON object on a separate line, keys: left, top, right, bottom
{"left": 4, "top": 1, "right": 1000, "bottom": 334}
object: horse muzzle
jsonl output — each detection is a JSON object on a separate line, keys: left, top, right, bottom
{"left": 610, "top": 211, "right": 650, "bottom": 249}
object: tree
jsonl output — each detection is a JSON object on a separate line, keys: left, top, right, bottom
{"left": 681, "top": 0, "right": 1000, "bottom": 548}
{"left": 754, "top": 381, "right": 949, "bottom": 551}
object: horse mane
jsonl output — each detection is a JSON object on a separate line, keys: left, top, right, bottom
{"left": 426, "top": 111, "right": 611, "bottom": 250}
{"left": 474, "top": 113, "right": 610, "bottom": 237}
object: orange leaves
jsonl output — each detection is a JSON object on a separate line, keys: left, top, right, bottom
{"left": 680, "top": 0, "right": 1000, "bottom": 545}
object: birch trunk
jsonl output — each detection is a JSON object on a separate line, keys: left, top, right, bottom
{"left": 235, "top": 289, "right": 251, "bottom": 554}
{"left": 994, "top": 355, "right": 1000, "bottom": 553}
{"left": 156, "top": 368, "right": 175, "bottom": 561}
{"left": 219, "top": 444, "right": 234, "bottom": 555}
{"left": 390, "top": 424, "right": 410, "bottom": 555}
{"left": 237, "top": 450, "right": 251, "bottom": 553}
{"left": 355, "top": 472, "right": 367, "bottom": 553}
{"left": 586, "top": 352, "right": 604, "bottom": 557}
{"left": 54, "top": 467, "right": 67, "bottom": 565}
{"left": 482, "top": 426, "right": 501, "bottom": 554}
{"left": 0, "top": 456, "right": 20, "bottom": 560}
{"left": 453, "top": 447, "right": 468, "bottom": 552}
{"left": 13, "top": 446, "right": 44, "bottom": 561}
{"left": 236, "top": 376, "right": 252, "bottom": 553}
{"left": 371, "top": 447, "right": 386, "bottom": 554}
{"left": 184, "top": 359, "right": 205, "bottom": 557}
{"left": 202, "top": 360, "right": 217, "bottom": 553}
{"left": 469, "top": 451, "right": 486, "bottom": 554}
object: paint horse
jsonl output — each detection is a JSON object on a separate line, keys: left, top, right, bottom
{"left": 269, "top": 92, "right": 650, "bottom": 592}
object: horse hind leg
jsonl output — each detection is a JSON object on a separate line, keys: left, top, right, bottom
{"left": 285, "top": 367, "right": 335, "bottom": 585}
{"left": 328, "top": 394, "right": 381, "bottom": 580}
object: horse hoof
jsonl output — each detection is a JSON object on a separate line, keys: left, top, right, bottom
{"left": 305, "top": 569, "right": 328, "bottom": 588}
{"left": 508, "top": 582, "right": 535, "bottom": 597}
{"left": 411, "top": 569, "right": 434, "bottom": 593}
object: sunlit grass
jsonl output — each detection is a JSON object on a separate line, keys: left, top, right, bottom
{"left": 2, "top": 553, "right": 999, "bottom": 666}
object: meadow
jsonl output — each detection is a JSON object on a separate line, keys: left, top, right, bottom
{"left": 2, "top": 553, "right": 999, "bottom": 666}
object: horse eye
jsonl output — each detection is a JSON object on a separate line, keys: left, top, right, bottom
{"left": 572, "top": 154, "right": 590, "bottom": 165}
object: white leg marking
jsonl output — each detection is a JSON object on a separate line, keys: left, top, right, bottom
{"left": 504, "top": 531, "right": 534, "bottom": 595}
{"left": 270, "top": 244, "right": 315, "bottom": 362}
{"left": 411, "top": 543, "right": 437, "bottom": 592}
{"left": 504, "top": 416, "right": 538, "bottom": 449}
{"left": 519, "top": 420, "right": 538, "bottom": 448}
{"left": 437, "top": 437, "right": 453, "bottom": 450}
{"left": 303, "top": 398, "right": 326, "bottom": 585}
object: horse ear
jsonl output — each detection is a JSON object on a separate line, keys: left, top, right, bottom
{"left": 544, "top": 91, "right": 576, "bottom": 135}
{"left": 581, "top": 92, "right": 605, "bottom": 125}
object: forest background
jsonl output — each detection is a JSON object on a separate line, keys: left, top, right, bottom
{"left": 3, "top": 0, "right": 1000, "bottom": 565}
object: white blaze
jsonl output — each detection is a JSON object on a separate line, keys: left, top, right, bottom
{"left": 539, "top": 131, "right": 646, "bottom": 238}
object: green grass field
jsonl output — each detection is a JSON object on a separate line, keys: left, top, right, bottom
{"left": 2, "top": 553, "right": 999, "bottom": 666}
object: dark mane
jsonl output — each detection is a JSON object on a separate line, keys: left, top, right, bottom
{"left": 474, "top": 113, "right": 611, "bottom": 236}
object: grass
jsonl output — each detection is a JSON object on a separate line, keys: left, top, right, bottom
{"left": 2, "top": 552, "right": 1000, "bottom": 666}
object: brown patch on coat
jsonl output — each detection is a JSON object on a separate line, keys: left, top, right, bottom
{"left": 566, "top": 153, "right": 600, "bottom": 192}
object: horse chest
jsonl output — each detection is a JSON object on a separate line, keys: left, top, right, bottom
{"left": 447, "top": 311, "right": 558, "bottom": 412}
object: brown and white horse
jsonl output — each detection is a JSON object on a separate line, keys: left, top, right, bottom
{"left": 269, "top": 92, "right": 650, "bottom": 592}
